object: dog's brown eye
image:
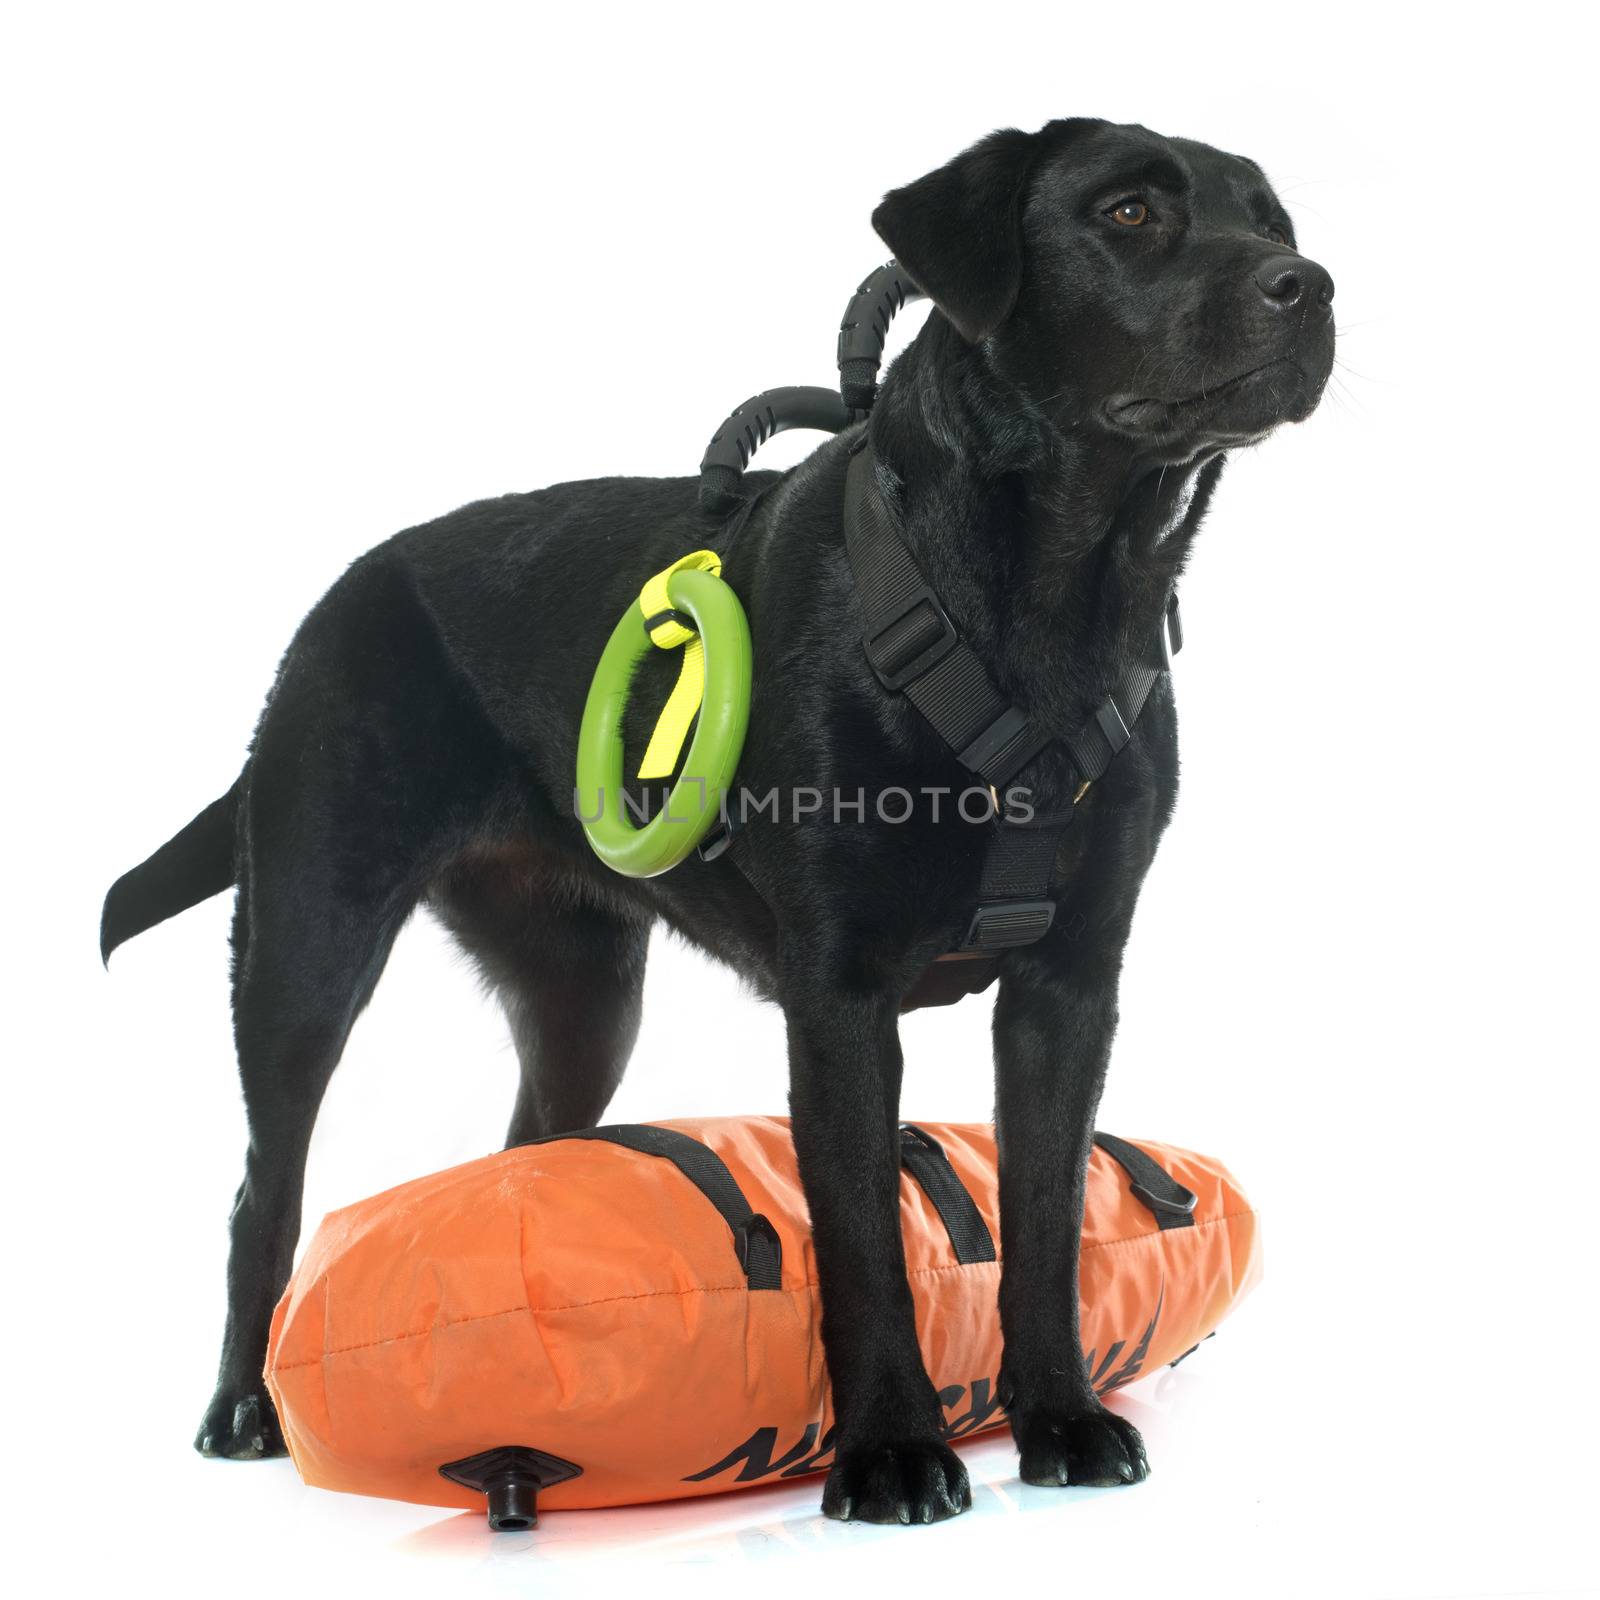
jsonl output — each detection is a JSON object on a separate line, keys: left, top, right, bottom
{"left": 1109, "top": 199, "right": 1149, "bottom": 226}
{"left": 1266, "top": 226, "right": 1289, "bottom": 246}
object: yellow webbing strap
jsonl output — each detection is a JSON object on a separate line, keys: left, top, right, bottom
{"left": 636, "top": 549, "right": 722, "bottom": 780}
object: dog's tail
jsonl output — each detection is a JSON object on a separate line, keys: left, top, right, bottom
{"left": 101, "top": 778, "right": 242, "bottom": 965}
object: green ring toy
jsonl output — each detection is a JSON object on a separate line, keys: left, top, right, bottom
{"left": 576, "top": 562, "right": 752, "bottom": 878}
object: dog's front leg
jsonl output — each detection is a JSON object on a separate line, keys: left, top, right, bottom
{"left": 993, "top": 945, "right": 1151, "bottom": 1487}
{"left": 783, "top": 956, "right": 971, "bottom": 1524}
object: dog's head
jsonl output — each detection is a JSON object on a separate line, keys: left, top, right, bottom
{"left": 874, "top": 119, "right": 1335, "bottom": 458}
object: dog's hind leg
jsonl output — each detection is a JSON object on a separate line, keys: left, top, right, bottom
{"left": 428, "top": 855, "right": 651, "bottom": 1145}
{"left": 198, "top": 834, "right": 415, "bottom": 1458}
{"left": 196, "top": 555, "right": 517, "bottom": 1458}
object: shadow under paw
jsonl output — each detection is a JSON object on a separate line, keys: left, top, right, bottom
{"left": 194, "top": 1390, "right": 286, "bottom": 1460}
{"left": 1015, "top": 1407, "right": 1149, "bottom": 1488}
{"left": 821, "top": 1438, "right": 972, "bottom": 1524}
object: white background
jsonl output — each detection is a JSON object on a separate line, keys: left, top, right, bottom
{"left": 5, "top": 3, "right": 1597, "bottom": 1596}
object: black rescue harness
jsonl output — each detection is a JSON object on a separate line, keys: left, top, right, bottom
{"left": 843, "top": 438, "right": 1182, "bottom": 1005}
{"left": 697, "top": 262, "right": 1183, "bottom": 1005}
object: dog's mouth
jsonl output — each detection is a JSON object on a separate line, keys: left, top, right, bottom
{"left": 1103, "top": 358, "right": 1299, "bottom": 437}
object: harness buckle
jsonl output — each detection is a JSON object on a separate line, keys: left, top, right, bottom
{"left": 960, "top": 899, "right": 1057, "bottom": 952}
{"left": 862, "top": 586, "right": 958, "bottom": 691}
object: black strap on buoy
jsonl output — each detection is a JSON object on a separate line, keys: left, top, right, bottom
{"left": 1093, "top": 1133, "right": 1198, "bottom": 1229}
{"left": 524, "top": 1123, "right": 784, "bottom": 1289}
{"left": 898, "top": 1126, "right": 1199, "bottom": 1254}
{"left": 898, "top": 1123, "right": 997, "bottom": 1264}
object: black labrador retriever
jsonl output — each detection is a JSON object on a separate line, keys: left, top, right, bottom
{"left": 103, "top": 117, "right": 1333, "bottom": 1523}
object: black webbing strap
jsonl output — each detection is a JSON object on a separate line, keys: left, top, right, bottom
{"left": 528, "top": 1124, "right": 784, "bottom": 1288}
{"left": 844, "top": 443, "right": 1048, "bottom": 789}
{"left": 1093, "top": 1132, "right": 1198, "bottom": 1230}
{"left": 898, "top": 1124, "right": 997, "bottom": 1264}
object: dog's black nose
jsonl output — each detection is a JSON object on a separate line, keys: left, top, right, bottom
{"left": 1254, "top": 255, "right": 1335, "bottom": 310}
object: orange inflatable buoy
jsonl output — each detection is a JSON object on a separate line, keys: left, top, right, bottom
{"left": 265, "top": 1117, "right": 1260, "bottom": 1527}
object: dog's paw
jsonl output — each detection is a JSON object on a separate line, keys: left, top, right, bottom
{"left": 194, "top": 1389, "right": 287, "bottom": 1460}
{"left": 820, "top": 1438, "right": 971, "bottom": 1524}
{"left": 1014, "top": 1406, "right": 1149, "bottom": 1488}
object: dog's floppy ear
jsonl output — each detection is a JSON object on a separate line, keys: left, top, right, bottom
{"left": 872, "top": 128, "right": 1038, "bottom": 344}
